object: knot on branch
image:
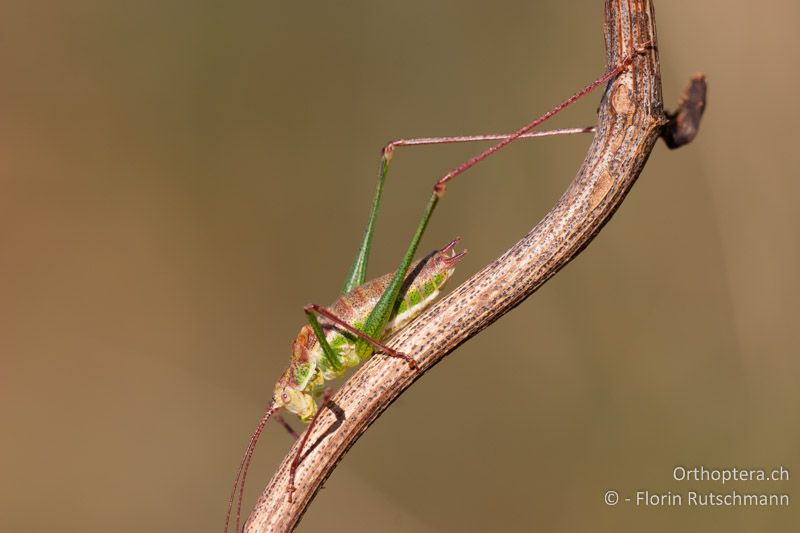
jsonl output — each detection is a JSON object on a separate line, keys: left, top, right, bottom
{"left": 662, "top": 74, "right": 707, "bottom": 149}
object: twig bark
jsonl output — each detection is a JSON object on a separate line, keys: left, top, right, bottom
{"left": 246, "top": 0, "right": 704, "bottom": 530}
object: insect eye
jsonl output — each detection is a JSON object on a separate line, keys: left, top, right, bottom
{"left": 281, "top": 392, "right": 290, "bottom": 403}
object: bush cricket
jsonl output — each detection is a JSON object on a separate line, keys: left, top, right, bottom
{"left": 224, "top": 44, "right": 650, "bottom": 533}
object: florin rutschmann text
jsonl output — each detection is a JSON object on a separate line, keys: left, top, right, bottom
{"left": 603, "top": 465, "right": 790, "bottom": 508}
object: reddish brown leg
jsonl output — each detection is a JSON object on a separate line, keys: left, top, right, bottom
{"left": 274, "top": 412, "right": 300, "bottom": 439}
{"left": 288, "top": 387, "right": 333, "bottom": 503}
{"left": 304, "top": 303, "right": 418, "bottom": 369}
{"left": 431, "top": 43, "right": 652, "bottom": 195}
{"left": 382, "top": 126, "right": 595, "bottom": 152}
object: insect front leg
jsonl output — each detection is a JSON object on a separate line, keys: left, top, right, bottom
{"left": 274, "top": 412, "right": 300, "bottom": 440}
{"left": 288, "top": 387, "right": 333, "bottom": 503}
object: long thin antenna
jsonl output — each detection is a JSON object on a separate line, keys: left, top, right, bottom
{"left": 224, "top": 404, "right": 279, "bottom": 533}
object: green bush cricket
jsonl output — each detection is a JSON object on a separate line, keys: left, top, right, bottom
{"left": 224, "top": 45, "right": 649, "bottom": 533}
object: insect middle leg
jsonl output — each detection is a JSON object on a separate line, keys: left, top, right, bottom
{"left": 285, "top": 305, "right": 418, "bottom": 502}
{"left": 304, "top": 304, "right": 417, "bottom": 369}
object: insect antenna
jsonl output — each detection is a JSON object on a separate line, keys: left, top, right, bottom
{"left": 224, "top": 403, "right": 280, "bottom": 533}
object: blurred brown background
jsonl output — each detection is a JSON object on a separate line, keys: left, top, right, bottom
{"left": 1, "top": 1, "right": 797, "bottom": 532}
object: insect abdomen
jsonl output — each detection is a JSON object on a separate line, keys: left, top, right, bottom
{"left": 382, "top": 269, "right": 448, "bottom": 338}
